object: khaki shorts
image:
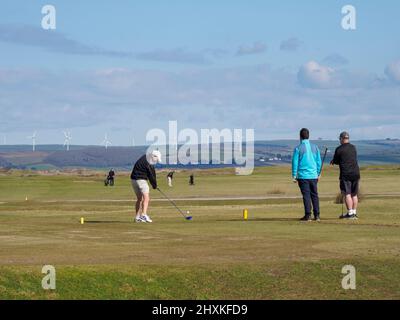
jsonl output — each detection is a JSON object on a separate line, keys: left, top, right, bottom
{"left": 131, "top": 179, "right": 150, "bottom": 197}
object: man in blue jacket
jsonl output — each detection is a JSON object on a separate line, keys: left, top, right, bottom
{"left": 292, "top": 128, "right": 322, "bottom": 221}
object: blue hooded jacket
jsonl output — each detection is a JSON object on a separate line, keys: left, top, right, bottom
{"left": 292, "top": 140, "right": 322, "bottom": 180}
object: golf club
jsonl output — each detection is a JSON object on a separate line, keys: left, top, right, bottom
{"left": 145, "top": 162, "right": 192, "bottom": 220}
{"left": 320, "top": 147, "right": 329, "bottom": 175}
{"left": 157, "top": 187, "right": 193, "bottom": 221}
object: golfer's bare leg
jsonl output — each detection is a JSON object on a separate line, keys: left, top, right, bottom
{"left": 135, "top": 195, "right": 142, "bottom": 219}
{"left": 352, "top": 195, "right": 358, "bottom": 210}
{"left": 345, "top": 194, "right": 353, "bottom": 212}
{"left": 142, "top": 193, "right": 150, "bottom": 215}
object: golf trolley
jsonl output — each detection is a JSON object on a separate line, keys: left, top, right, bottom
{"left": 104, "top": 177, "right": 114, "bottom": 186}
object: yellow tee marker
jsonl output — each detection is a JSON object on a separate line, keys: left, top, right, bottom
{"left": 243, "top": 209, "right": 248, "bottom": 220}
{"left": 80, "top": 217, "right": 85, "bottom": 224}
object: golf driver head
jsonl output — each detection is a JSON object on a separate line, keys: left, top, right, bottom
{"left": 185, "top": 216, "right": 193, "bottom": 221}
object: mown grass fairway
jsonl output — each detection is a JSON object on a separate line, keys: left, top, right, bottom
{"left": 0, "top": 166, "right": 400, "bottom": 299}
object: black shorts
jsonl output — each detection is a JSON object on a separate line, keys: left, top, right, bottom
{"left": 340, "top": 179, "right": 359, "bottom": 196}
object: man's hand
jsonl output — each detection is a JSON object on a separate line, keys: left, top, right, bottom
{"left": 317, "top": 175, "right": 321, "bottom": 182}
{"left": 292, "top": 177, "right": 297, "bottom": 183}
{"left": 330, "top": 160, "right": 334, "bottom": 166}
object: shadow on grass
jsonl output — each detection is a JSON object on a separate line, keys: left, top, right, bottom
{"left": 217, "top": 218, "right": 299, "bottom": 222}
{"left": 218, "top": 217, "right": 342, "bottom": 222}
{"left": 84, "top": 220, "right": 131, "bottom": 224}
{"left": 217, "top": 218, "right": 400, "bottom": 228}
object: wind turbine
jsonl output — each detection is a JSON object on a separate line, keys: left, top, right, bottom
{"left": 63, "top": 131, "right": 72, "bottom": 151}
{"left": 27, "top": 131, "right": 37, "bottom": 152}
{"left": 102, "top": 133, "right": 112, "bottom": 150}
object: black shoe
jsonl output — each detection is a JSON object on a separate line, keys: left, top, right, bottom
{"left": 300, "top": 215, "right": 312, "bottom": 222}
{"left": 340, "top": 213, "right": 358, "bottom": 220}
{"left": 314, "top": 215, "right": 321, "bottom": 222}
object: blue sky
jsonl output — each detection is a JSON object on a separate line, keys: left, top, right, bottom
{"left": 1, "top": 0, "right": 400, "bottom": 145}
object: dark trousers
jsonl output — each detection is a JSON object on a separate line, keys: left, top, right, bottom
{"left": 297, "top": 179, "right": 320, "bottom": 217}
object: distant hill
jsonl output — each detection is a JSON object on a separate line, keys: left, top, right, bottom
{"left": 44, "top": 146, "right": 147, "bottom": 168}
{"left": 0, "top": 156, "right": 11, "bottom": 168}
{"left": 254, "top": 139, "right": 400, "bottom": 164}
{"left": 0, "top": 140, "right": 399, "bottom": 170}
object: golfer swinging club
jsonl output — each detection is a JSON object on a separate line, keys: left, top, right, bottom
{"left": 292, "top": 128, "right": 322, "bottom": 221}
{"left": 130, "top": 150, "right": 162, "bottom": 223}
{"left": 330, "top": 131, "right": 360, "bottom": 220}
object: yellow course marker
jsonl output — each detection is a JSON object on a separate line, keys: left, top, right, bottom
{"left": 80, "top": 217, "right": 85, "bottom": 224}
{"left": 243, "top": 209, "right": 248, "bottom": 220}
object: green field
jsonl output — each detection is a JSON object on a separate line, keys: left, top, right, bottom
{"left": 0, "top": 166, "right": 400, "bottom": 299}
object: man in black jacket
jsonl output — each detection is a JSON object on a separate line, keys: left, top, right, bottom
{"left": 330, "top": 132, "right": 360, "bottom": 219}
{"left": 130, "top": 150, "right": 161, "bottom": 223}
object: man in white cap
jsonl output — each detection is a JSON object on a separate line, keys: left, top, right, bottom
{"left": 130, "top": 150, "right": 162, "bottom": 223}
{"left": 330, "top": 131, "right": 361, "bottom": 219}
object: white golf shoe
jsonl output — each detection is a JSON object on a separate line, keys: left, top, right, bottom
{"left": 141, "top": 214, "right": 153, "bottom": 223}
{"left": 135, "top": 216, "right": 146, "bottom": 223}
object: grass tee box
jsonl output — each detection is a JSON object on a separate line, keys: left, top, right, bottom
{"left": 0, "top": 166, "right": 399, "bottom": 299}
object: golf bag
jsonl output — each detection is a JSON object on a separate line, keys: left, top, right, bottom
{"left": 104, "top": 175, "right": 114, "bottom": 186}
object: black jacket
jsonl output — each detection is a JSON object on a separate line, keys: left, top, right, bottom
{"left": 130, "top": 155, "right": 157, "bottom": 189}
{"left": 332, "top": 143, "right": 360, "bottom": 181}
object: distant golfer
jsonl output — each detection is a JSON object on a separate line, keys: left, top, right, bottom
{"left": 330, "top": 131, "right": 360, "bottom": 219}
{"left": 167, "top": 171, "right": 174, "bottom": 187}
{"left": 108, "top": 168, "right": 115, "bottom": 184}
{"left": 189, "top": 174, "right": 195, "bottom": 186}
{"left": 104, "top": 168, "right": 115, "bottom": 186}
{"left": 292, "top": 128, "right": 322, "bottom": 221}
{"left": 130, "top": 150, "right": 162, "bottom": 223}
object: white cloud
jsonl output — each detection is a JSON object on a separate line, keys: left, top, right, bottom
{"left": 1, "top": 64, "right": 400, "bottom": 142}
{"left": 0, "top": 24, "right": 217, "bottom": 65}
{"left": 136, "top": 48, "right": 209, "bottom": 65}
{"left": 280, "top": 38, "right": 302, "bottom": 52}
{"left": 0, "top": 24, "right": 134, "bottom": 58}
{"left": 297, "top": 61, "right": 335, "bottom": 89}
{"left": 323, "top": 54, "right": 349, "bottom": 66}
{"left": 385, "top": 60, "right": 400, "bottom": 84}
{"left": 237, "top": 42, "right": 267, "bottom": 56}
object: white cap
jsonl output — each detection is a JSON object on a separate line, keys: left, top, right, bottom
{"left": 147, "top": 149, "right": 162, "bottom": 164}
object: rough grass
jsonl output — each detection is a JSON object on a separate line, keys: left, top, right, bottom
{"left": 1, "top": 260, "right": 399, "bottom": 300}
{"left": 267, "top": 187, "right": 286, "bottom": 195}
